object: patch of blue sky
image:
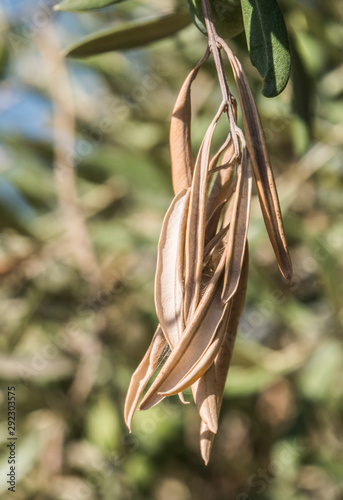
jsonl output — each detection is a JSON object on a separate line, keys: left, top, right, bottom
{"left": 1, "top": 0, "right": 53, "bottom": 22}
{"left": 0, "top": 85, "right": 53, "bottom": 142}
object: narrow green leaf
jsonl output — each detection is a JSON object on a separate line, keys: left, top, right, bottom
{"left": 55, "top": 0, "right": 125, "bottom": 12}
{"left": 65, "top": 10, "right": 192, "bottom": 57}
{"left": 240, "top": 0, "right": 291, "bottom": 97}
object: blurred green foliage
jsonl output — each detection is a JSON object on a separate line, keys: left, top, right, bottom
{"left": 0, "top": 0, "right": 343, "bottom": 499}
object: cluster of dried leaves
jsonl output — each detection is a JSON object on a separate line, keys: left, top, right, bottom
{"left": 125, "top": 37, "right": 292, "bottom": 464}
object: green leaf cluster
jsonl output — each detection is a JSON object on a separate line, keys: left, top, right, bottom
{"left": 60, "top": 0, "right": 292, "bottom": 98}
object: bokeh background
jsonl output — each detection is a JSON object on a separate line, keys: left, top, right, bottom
{"left": 1, "top": 0, "right": 343, "bottom": 498}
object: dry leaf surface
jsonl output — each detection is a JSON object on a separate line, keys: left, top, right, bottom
{"left": 125, "top": 35, "right": 292, "bottom": 463}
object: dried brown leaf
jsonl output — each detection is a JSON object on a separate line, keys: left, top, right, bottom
{"left": 220, "top": 39, "right": 292, "bottom": 281}
{"left": 184, "top": 103, "right": 225, "bottom": 321}
{"left": 192, "top": 364, "right": 218, "bottom": 434}
{"left": 207, "top": 137, "right": 236, "bottom": 217}
{"left": 204, "top": 139, "right": 236, "bottom": 244}
{"left": 139, "top": 251, "right": 227, "bottom": 411}
{"left": 155, "top": 189, "right": 190, "bottom": 346}
{"left": 124, "top": 326, "right": 165, "bottom": 430}
{"left": 170, "top": 48, "right": 210, "bottom": 195}
{"left": 162, "top": 298, "right": 231, "bottom": 396}
{"left": 200, "top": 419, "right": 214, "bottom": 466}
{"left": 200, "top": 243, "right": 249, "bottom": 463}
{"left": 222, "top": 143, "right": 252, "bottom": 303}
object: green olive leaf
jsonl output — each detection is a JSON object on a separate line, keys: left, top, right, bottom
{"left": 64, "top": 10, "right": 192, "bottom": 57}
{"left": 240, "top": 0, "right": 291, "bottom": 97}
{"left": 55, "top": 0, "right": 126, "bottom": 12}
{"left": 187, "top": 0, "right": 244, "bottom": 39}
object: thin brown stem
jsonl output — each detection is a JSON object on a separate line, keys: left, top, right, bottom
{"left": 36, "top": 25, "right": 102, "bottom": 290}
{"left": 201, "top": 0, "right": 240, "bottom": 156}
